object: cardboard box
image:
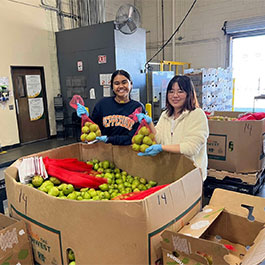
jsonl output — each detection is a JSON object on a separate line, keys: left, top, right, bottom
{"left": 207, "top": 111, "right": 265, "bottom": 173}
{"left": 4, "top": 143, "right": 203, "bottom": 265}
{"left": 161, "top": 188, "right": 265, "bottom": 265}
{"left": 204, "top": 168, "right": 265, "bottom": 198}
{"left": 0, "top": 213, "right": 34, "bottom": 265}
{"left": 207, "top": 168, "right": 264, "bottom": 185}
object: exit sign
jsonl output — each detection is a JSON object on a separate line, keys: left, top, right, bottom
{"left": 98, "top": 55, "right": 107, "bottom": 64}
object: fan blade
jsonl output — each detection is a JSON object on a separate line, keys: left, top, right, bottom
{"left": 127, "top": 19, "right": 137, "bottom": 32}
{"left": 128, "top": 6, "right": 134, "bottom": 18}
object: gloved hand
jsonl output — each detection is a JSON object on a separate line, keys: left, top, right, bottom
{"left": 77, "top": 103, "right": 89, "bottom": 118}
{"left": 136, "top": 113, "right": 152, "bottom": 124}
{"left": 96, "top": 136, "right": 108, "bottom": 143}
{"left": 138, "top": 144, "right": 162, "bottom": 156}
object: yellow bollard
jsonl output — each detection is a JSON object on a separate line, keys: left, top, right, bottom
{"left": 145, "top": 103, "right": 152, "bottom": 118}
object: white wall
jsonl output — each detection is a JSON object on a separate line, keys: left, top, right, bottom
{"left": 140, "top": 0, "right": 265, "bottom": 68}
{"left": 0, "top": 0, "right": 132, "bottom": 147}
{"left": 0, "top": 0, "right": 60, "bottom": 147}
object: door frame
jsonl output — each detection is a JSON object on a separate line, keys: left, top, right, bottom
{"left": 11, "top": 66, "right": 50, "bottom": 143}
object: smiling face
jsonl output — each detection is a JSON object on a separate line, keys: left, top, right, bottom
{"left": 112, "top": 74, "right": 132, "bottom": 101}
{"left": 167, "top": 82, "right": 187, "bottom": 113}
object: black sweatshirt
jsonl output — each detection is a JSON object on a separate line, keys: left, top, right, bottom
{"left": 91, "top": 97, "right": 145, "bottom": 145}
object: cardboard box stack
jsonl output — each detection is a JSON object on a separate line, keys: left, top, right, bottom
{"left": 161, "top": 189, "right": 265, "bottom": 265}
{"left": 5, "top": 143, "right": 203, "bottom": 265}
{"left": 206, "top": 111, "right": 265, "bottom": 196}
{"left": 0, "top": 213, "right": 34, "bottom": 265}
{"left": 186, "top": 68, "right": 233, "bottom": 112}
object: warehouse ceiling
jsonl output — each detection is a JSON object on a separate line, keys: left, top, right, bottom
{"left": 40, "top": 0, "right": 105, "bottom": 30}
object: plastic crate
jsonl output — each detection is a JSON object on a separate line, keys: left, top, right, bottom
{"left": 204, "top": 169, "right": 265, "bottom": 198}
{"left": 56, "top": 131, "right": 65, "bottom": 140}
{"left": 55, "top": 110, "right": 64, "bottom": 120}
{"left": 56, "top": 121, "right": 64, "bottom": 131}
{"left": 54, "top": 96, "right": 63, "bottom": 107}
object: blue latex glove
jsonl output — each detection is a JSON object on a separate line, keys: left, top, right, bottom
{"left": 77, "top": 103, "right": 89, "bottom": 118}
{"left": 136, "top": 113, "right": 152, "bottom": 124}
{"left": 138, "top": 144, "right": 162, "bottom": 156}
{"left": 96, "top": 136, "right": 108, "bottom": 143}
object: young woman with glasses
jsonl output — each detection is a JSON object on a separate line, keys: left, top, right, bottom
{"left": 136, "top": 75, "right": 209, "bottom": 181}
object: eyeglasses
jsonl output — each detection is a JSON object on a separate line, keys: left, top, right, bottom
{"left": 168, "top": 89, "right": 186, "bottom": 96}
{"left": 113, "top": 80, "right": 129, "bottom": 86}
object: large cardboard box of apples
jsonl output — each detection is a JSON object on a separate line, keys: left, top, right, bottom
{"left": 161, "top": 188, "right": 265, "bottom": 265}
{"left": 4, "top": 143, "right": 203, "bottom": 265}
{"left": 207, "top": 111, "right": 265, "bottom": 173}
{"left": 0, "top": 213, "right": 34, "bottom": 265}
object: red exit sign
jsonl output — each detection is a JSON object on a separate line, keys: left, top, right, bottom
{"left": 98, "top": 55, "right": 107, "bottom": 64}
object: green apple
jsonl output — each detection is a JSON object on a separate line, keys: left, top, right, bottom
{"left": 49, "top": 177, "right": 61, "bottom": 185}
{"left": 99, "top": 183, "right": 109, "bottom": 191}
{"left": 89, "top": 123, "right": 98, "bottom": 132}
{"left": 67, "top": 192, "right": 77, "bottom": 200}
{"left": 88, "top": 189, "right": 97, "bottom": 197}
{"left": 102, "top": 160, "right": 110, "bottom": 169}
{"left": 58, "top": 183, "right": 67, "bottom": 191}
{"left": 83, "top": 192, "right": 91, "bottom": 200}
{"left": 132, "top": 143, "right": 140, "bottom": 151}
{"left": 140, "top": 177, "right": 147, "bottom": 185}
{"left": 48, "top": 187, "right": 60, "bottom": 197}
{"left": 32, "top": 175, "right": 44, "bottom": 187}
{"left": 104, "top": 191, "right": 110, "bottom": 200}
{"left": 86, "top": 132, "right": 96, "bottom": 142}
{"left": 63, "top": 184, "right": 74, "bottom": 195}
{"left": 82, "top": 126, "right": 89, "bottom": 134}
{"left": 149, "top": 180, "right": 157, "bottom": 187}
{"left": 80, "top": 133, "right": 87, "bottom": 142}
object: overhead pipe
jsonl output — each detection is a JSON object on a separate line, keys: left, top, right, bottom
{"left": 172, "top": 0, "right": 176, "bottom": 61}
{"left": 40, "top": 0, "right": 79, "bottom": 20}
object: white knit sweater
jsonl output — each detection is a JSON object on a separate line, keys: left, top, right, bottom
{"left": 155, "top": 108, "right": 209, "bottom": 180}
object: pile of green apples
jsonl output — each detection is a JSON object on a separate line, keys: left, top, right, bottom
{"left": 131, "top": 126, "right": 156, "bottom": 153}
{"left": 80, "top": 121, "right": 101, "bottom": 142}
{"left": 27, "top": 159, "right": 157, "bottom": 200}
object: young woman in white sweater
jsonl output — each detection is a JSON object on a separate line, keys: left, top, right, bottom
{"left": 136, "top": 75, "right": 209, "bottom": 181}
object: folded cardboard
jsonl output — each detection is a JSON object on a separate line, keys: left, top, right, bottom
{"left": 207, "top": 111, "right": 265, "bottom": 173}
{"left": 208, "top": 168, "right": 265, "bottom": 185}
{"left": 161, "top": 188, "right": 265, "bottom": 265}
{"left": 4, "top": 143, "right": 203, "bottom": 265}
{"left": 0, "top": 213, "right": 34, "bottom": 265}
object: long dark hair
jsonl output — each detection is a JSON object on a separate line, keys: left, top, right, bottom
{"left": 166, "top": 75, "right": 199, "bottom": 117}
{"left": 110, "top": 70, "right": 132, "bottom": 90}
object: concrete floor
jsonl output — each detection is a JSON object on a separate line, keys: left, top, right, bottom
{"left": 0, "top": 137, "right": 77, "bottom": 168}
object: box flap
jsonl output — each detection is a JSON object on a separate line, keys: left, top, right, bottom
{"left": 0, "top": 218, "right": 34, "bottom": 265}
{"left": 0, "top": 213, "right": 17, "bottom": 229}
{"left": 112, "top": 145, "right": 196, "bottom": 183}
{"left": 161, "top": 230, "right": 229, "bottom": 265}
{"left": 209, "top": 189, "right": 265, "bottom": 223}
{"left": 178, "top": 205, "right": 224, "bottom": 238}
{"left": 242, "top": 226, "right": 265, "bottom": 265}
{"left": 212, "top": 111, "right": 244, "bottom": 118}
{"left": 207, "top": 168, "right": 261, "bottom": 185}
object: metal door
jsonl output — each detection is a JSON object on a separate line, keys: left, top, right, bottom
{"left": 11, "top": 67, "right": 49, "bottom": 143}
